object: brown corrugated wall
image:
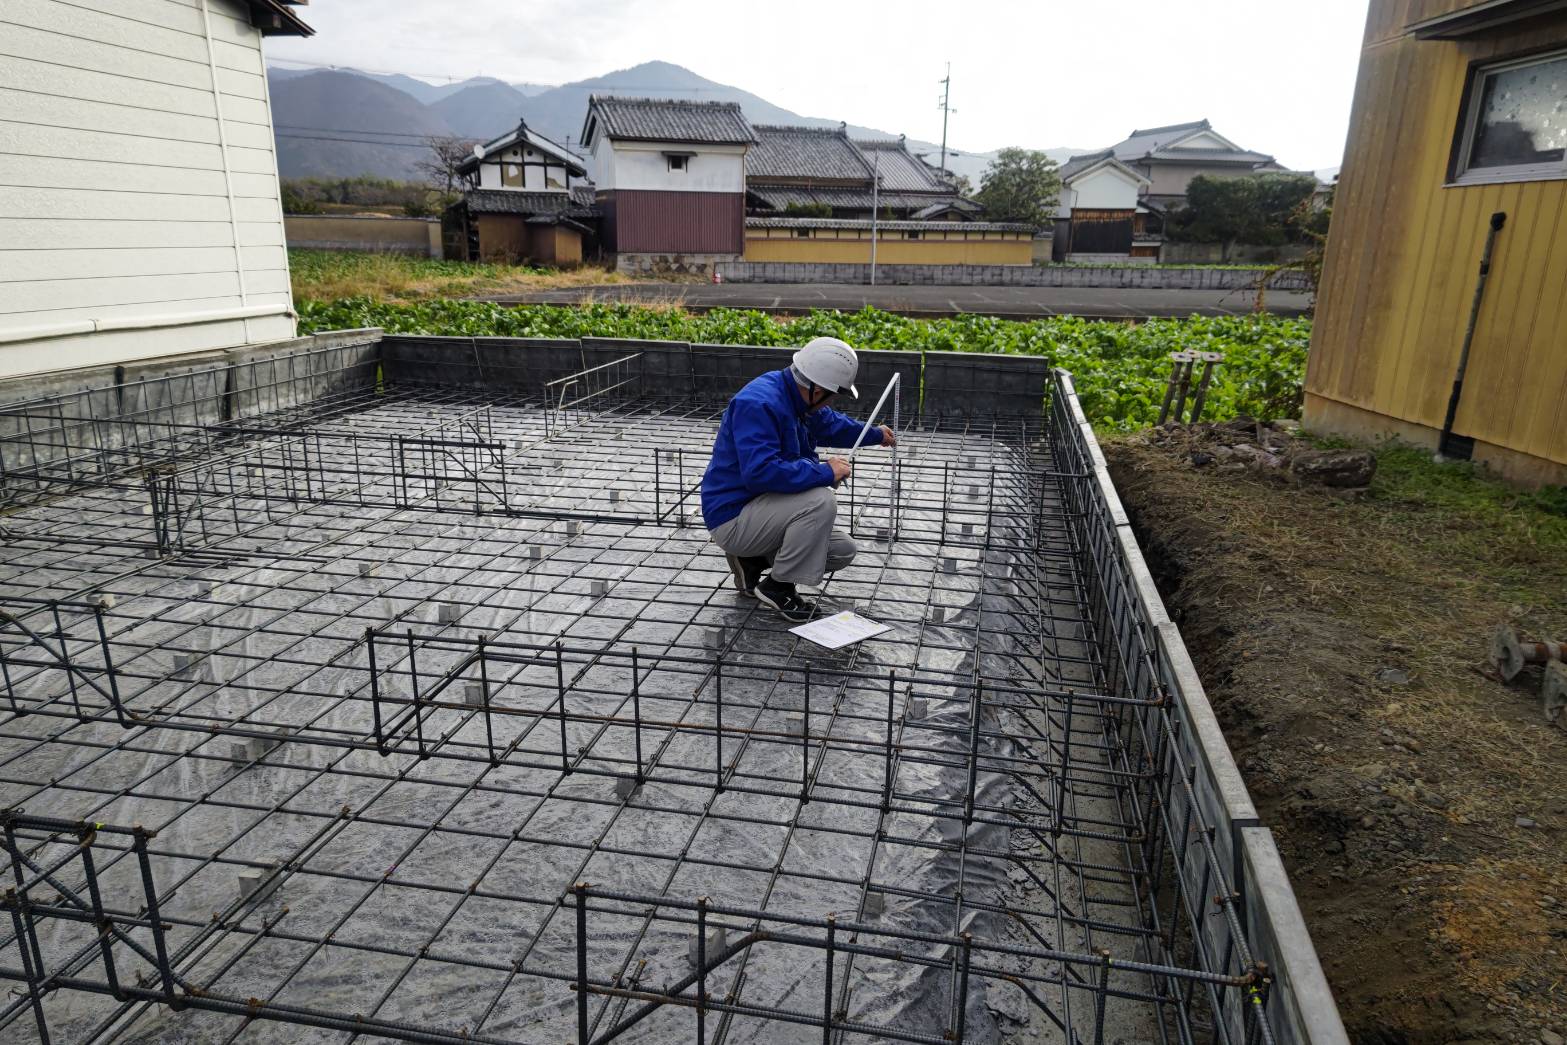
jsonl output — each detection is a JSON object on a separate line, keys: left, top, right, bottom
{"left": 603, "top": 191, "right": 744, "bottom": 253}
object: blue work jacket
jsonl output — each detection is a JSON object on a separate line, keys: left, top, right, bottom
{"left": 700, "top": 368, "right": 884, "bottom": 530}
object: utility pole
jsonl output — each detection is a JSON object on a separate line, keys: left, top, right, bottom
{"left": 937, "top": 62, "right": 955, "bottom": 174}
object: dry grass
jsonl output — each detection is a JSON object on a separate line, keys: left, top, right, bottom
{"left": 568, "top": 284, "right": 694, "bottom": 312}
{"left": 288, "top": 249, "right": 639, "bottom": 303}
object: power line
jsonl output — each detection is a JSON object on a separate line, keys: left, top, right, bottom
{"left": 275, "top": 132, "right": 438, "bottom": 150}
{"left": 274, "top": 124, "right": 461, "bottom": 142}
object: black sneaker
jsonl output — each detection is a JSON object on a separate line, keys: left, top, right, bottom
{"left": 725, "top": 554, "right": 768, "bottom": 596}
{"left": 754, "top": 575, "right": 815, "bottom": 623}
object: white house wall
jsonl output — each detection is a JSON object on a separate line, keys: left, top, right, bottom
{"left": 0, "top": 0, "right": 295, "bottom": 379}
{"left": 1066, "top": 166, "right": 1142, "bottom": 210}
{"left": 1172, "top": 130, "right": 1235, "bottom": 150}
{"left": 591, "top": 134, "right": 616, "bottom": 190}
{"left": 475, "top": 144, "right": 572, "bottom": 191}
{"left": 598, "top": 141, "right": 745, "bottom": 193}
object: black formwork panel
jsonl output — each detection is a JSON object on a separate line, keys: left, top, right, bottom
{"left": 853, "top": 349, "right": 922, "bottom": 412}
{"left": 922, "top": 350, "right": 1050, "bottom": 417}
{"left": 381, "top": 336, "right": 586, "bottom": 391}
{"left": 580, "top": 337, "right": 693, "bottom": 396}
{"left": 688, "top": 342, "right": 796, "bottom": 400}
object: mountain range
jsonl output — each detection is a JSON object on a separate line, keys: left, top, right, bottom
{"left": 268, "top": 60, "right": 1085, "bottom": 185}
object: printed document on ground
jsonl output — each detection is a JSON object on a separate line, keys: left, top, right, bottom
{"left": 790, "top": 611, "right": 890, "bottom": 649}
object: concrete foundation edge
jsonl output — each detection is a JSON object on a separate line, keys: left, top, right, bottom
{"left": 1303, "top": 392, "right": 1566, "bottom": 488}
{"left": 1062, "top": 367, "right": 1349, "bottom": 1045}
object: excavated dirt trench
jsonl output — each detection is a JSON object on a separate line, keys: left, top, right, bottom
{"left": 1104, "top": 435, "right": 1567, "bottom": 1045}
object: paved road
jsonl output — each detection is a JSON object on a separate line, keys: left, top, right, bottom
{"left": 480, "top": 281, "right": 1310, "bottom": 319}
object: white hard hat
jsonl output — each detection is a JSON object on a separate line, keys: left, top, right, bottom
{"left": 792, "top": 337, "right": 859, "bottom": 399}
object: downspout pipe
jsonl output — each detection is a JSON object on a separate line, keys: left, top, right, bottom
{"left": 1437, "top": 210, "right": 1505, "bottom": 460}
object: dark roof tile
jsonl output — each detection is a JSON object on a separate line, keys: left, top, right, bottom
{"left": 584, "top": 96, "right": 757, "bottom": 145}
{"left": 747, "top": 185, "right": 978, "bottom": 214}
{"left": 748, "top": 125, "right": 871, "bottom": 181}
{"left": 851, "top": 138, "right": 948, "bottom": 192}
{"left": 461, "top": 189, "right": 597, "bottom": 218}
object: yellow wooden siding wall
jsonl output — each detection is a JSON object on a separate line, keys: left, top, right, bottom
{"left": 1307, "top": 2, "right": 1567, "bottom": 468}
{"left": 744, "top": 229, "right": 1032, "bottom": 266}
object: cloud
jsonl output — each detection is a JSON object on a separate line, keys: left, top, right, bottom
{"left": 265, "top": 0, "right": 1370, "bottom": 169}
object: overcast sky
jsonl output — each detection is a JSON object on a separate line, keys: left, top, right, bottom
{"left": 265, "top": 0, "right": 1370, "bottom": 172}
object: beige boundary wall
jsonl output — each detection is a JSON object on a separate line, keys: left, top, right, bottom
{"left": 285, "top": 215, "right": 442, "bottom": 257}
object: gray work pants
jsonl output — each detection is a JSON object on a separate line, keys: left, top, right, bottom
{"left": 709, "top": 486, "right": 856, "bottom": 587}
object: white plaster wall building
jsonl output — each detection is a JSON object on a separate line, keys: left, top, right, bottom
{"left": 580, "top": 96, "right": 757, "bottom": 267}
{"left": 0, "top": 0, "right": 312, "bottom": 379}
{"left": 1052, "top": 152, "right": 1152, "bottom": 260}
{"left": 459, "top": 121, "right": 588, "bottom": 194}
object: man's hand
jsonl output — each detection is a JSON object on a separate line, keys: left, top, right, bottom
{"left": 879, "top": 426, "right": 897, "bottom": 448}
{"left": 827, "top": 456, "right": 852, "bottom": 484}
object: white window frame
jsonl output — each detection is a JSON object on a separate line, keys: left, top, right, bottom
{"left": 667, "top": 154, "right": 689, "bottom": 173}
{"left": 1451, "top": 48, "right": 1567, "bottom": 187}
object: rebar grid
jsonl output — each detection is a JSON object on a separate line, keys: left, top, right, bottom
{"left": 0, "top": 365, "right": 1289, "bottom": 1045}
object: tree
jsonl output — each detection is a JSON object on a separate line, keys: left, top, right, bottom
{"left": 416, "top": 135, "right": 475, "bottom": 197}
{"left": 974, "top": 148, "right": 1061, "bottom": 228}
{"left": 1169, "top": 173, "right": 1320, "bottom": 260}
{"left": 939, "top": 171, "right": 974, "bottom": 197}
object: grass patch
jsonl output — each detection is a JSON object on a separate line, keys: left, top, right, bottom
{"left": 287, "top": 250, "right": 638, "bottom": 303}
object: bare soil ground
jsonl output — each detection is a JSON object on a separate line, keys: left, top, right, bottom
{"left": 1104, "top": 430, "right": 1567, "bottom": 1045}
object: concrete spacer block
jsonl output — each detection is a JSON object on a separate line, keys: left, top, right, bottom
{"left": 590, "top": 579, "right": 608, "bottom": 597}
{"left": 609, "top": 489, "right": 623, "bottom": 504}
{"left": 961, "top": 522, "right": 974, "bottom": 536}
{"left": 942, "top": 557, "right": 958, "bottom": 574}
{"left": 229, "top": 739, "right": 254, "bottom": 762}
{"left": 908, "top": 695, "right": 928, "bottom": 720}
{"left": 565, "top": 520, "right": 582, "bottom": 537}
{"left": 707, "top": 626, "right": 728, "bottom": 648}
{"left": 437, "top": 603, "right": 460, "bottom": 625}
{"left": 864, "top": 891, "right": 886, "bottom": 918}
{"left": 358, "top": 561, "right": 378, "bottom": 578}
{"left": 236, "top": 865, "right": 280, "bottom": 905}
{"left": 614, "top": 776, "right": 640, "bottom": 801}
{"left": 930, "top": 607, "right": 944, "bottom": 625}
{"left": 237, "top": 868, "right": 263, "bottom": 902}
{"left": 464, "top": 682, "right": 485, "bottom": 707}
{"left": 687, "top": 925, "right": 728, "bottom": 969}
{"left": 525, "top": 545, "right": 542, "bottom": 560}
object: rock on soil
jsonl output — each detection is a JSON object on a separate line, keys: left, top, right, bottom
{"left": 1145, "top": 417, "right": 1377, "bottom": 487}
{"left": 1292, "top": 448, "right": 1378, "bottom": 487}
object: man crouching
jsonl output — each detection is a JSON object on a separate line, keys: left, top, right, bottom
{"left": 700, "top": 336, "right": 895, "bottom": 622}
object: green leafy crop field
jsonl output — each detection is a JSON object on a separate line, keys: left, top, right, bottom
{"left": 297, "top": 297, "right": 1310, "bottom": 431}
